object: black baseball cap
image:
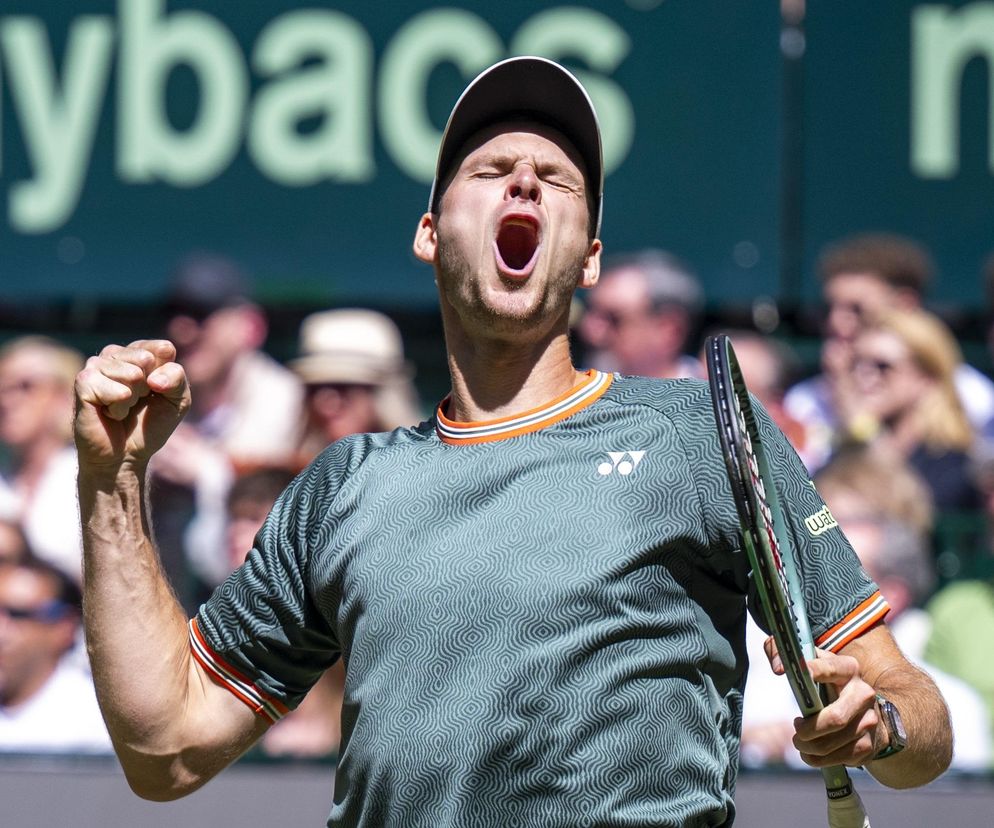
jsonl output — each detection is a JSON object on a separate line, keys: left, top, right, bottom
{"left": 164, "top": 252, "right": 253, "bottom": 320}
{"left": 428, "top": 56, "right": 604, "bottom": 237}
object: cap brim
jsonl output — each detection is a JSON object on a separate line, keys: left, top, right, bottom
{"left": 429, "top": 56, "right": 603, "bottom": 236}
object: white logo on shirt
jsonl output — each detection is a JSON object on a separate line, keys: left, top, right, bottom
{"left": 597, "top": 451, "right": 647, "bottom": 476}
{"left": 804, "top": 505, "right": 838, "bottom": 536}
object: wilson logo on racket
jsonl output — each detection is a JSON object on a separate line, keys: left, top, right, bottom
{"left": 804, "top": 506, "right": 838, "bottom": 536}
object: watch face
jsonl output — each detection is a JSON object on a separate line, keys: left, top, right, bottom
{"left": 881, "top": 699, "right": 908, "bottom": 747}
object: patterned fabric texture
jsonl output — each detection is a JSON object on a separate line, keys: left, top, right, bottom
{"left": 196, "top": 374, "right": 882, "bottom": 827}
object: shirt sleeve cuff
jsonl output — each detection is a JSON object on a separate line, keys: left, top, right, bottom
{"left": 189, "top": 618, "right": 290, "bottom": 724}
{"left": 815, "top": 591, "right": 890, "bottom": 653}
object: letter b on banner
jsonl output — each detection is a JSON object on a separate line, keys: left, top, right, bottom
{"left": 118, "top": 0, "right": 246, "bottom": 185}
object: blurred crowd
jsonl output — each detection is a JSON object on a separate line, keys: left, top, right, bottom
{"left": 2, "top": 236, "right": 993, "bottom": 775}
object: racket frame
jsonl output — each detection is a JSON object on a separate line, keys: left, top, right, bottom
{"left": 705, "top": 334, "right": 857, "bottom": 800}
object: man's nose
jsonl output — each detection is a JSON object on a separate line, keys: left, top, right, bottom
{"left": 505, "top": 166, "right": 541, "bottom": 205}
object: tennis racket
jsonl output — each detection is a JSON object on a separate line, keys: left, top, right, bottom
{"left": 705, "top": 334, "right": 871, "bottom": 828}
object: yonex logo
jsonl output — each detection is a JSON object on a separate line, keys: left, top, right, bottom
{"left": 597, "top": 451, "right": 646, "bottom": 476}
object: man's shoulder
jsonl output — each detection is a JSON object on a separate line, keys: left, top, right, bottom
{"left": 603, "top": 373, "right": 712, "bottom": 419}
{"left": 306, "top": 421, "right": 433, "bottom": 475}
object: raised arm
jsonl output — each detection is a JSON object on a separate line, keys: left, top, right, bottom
{"left": 75, "top": 340, "right": 268, "bottom": 800}
{"left": 782, "top": 623, "right": 952, "bottom": 787}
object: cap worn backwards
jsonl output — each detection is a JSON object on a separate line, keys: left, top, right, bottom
{"left": 429, "top": 56, "right": 604, "bottom": 237}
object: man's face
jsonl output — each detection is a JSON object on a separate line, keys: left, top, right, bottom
{"left": 166, "top": 306, "right": 256, "bottom": 390}
{"left": 421, "top": 123, "right": 600, "bottom": 341}
{"left": 0, "top": 522, "right": 27, "bottom": 567}
{"left": 305, "top": 383, "right": 380, "bottom": 445}
{"left": 0, "top": 348, "right": 73, "bottom": 449}
{"left": 0, "top": 567, "right": 76, "bottom": 707}
{"left": 225, "top": 498, "right": 272, "bottom": 571}
{"left": 823, "top": 272, "right": 897, "bottom": 343}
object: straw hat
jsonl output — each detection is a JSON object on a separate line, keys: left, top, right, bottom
{"left": 289, "top": 309, "right": 412, "bottom": 387}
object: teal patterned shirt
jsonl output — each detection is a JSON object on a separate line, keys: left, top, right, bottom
{"left": 193, "top": 371, "right": 885, "bottom": 827}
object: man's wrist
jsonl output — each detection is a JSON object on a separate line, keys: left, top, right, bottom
{"left": 871, "top": 693, "right": 907, "bottom": 760}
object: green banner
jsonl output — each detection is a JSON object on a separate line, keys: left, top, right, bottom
{"left": 0, "top": 0, "right": 781, "bottom": 309}
{"left": 800, "top": 0, "right": 994, "bottom": 310}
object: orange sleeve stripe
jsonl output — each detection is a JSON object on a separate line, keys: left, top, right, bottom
{"left": 189, "top": 618, "right": 290, "bottom": 723}
{"left": 815, "top": 591, "right": 890, "bottom": 653}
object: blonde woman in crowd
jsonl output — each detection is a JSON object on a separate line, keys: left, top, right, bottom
{"left": 834, "top": 307, "right": 981, "bottom": 512}
{"left": 0, "top": 336, "right": 84, "bottom": 582}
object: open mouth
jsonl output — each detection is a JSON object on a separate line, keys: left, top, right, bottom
{"left": 494, "top": 217, "right": 540, "bottom": 279}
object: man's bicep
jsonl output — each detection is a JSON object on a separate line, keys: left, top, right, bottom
{"left": 113, "top": 655, "right": 272, "bottom": 801}
{"left": 191, "top": 654, "right": 273, "bottom": 741}
{"left": 176, "top": 657, "right": 273, "bottom": 786}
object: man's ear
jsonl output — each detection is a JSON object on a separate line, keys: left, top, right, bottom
{"left": 413, "top": 213, "right": 438, "bottom": 265}
{"left": 578, "top": 239, "right": 602, "bottom": 289}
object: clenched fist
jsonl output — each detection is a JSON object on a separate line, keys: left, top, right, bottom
{"left": 74, "top": 340, "right": 191, "bottom": 471}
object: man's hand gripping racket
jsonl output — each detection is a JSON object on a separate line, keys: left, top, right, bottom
{"left": 705, "top": 335, "right": 871, "bottom": 828}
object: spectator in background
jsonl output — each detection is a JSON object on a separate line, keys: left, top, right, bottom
{"left": 0, "top": 336, "right": 84, "bottom": 582}
{"left": 813, "top": 442, "right": 935, "bottom": 537}
{"left": 0, "top": 556, "right": 112, "bottom": 753}
{"left": 976, "top": 252, "right": 994, "bottom": 455}
{"left": 833, "top": 307, "right": 981, "bottom": 513}
{"left": 223, "top": 467, "right": 343, "bottom": 759}
{"left": 576, "top": 249, "right": 703, "bottom": 378}
{"left": 149, "top": 253, "right": 303, "bottom": 609}
{"left": 743, "top": 446, "right": 991, "bottom": 771}
{"left": 223, "top": 467, "right": 298, "bottom": 575}
{"left": 814, "top": 447, "right": 936, "bottom": 655}
{"left": 925, "top": 446, "right": 994, "bottom": 742}
{"left": 785, "top": 233, "right": 994, "bottom": 472}
{"left": 289, "top": 309, "right": 423, "bottom": 467}
{"left": 210, "top": 311, "right": 425, "bottom": 759}
{"left": 0, "top": 515, "right": 30, "bottom": 568}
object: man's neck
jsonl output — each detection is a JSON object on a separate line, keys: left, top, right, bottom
{"left": 443, "top": 329, "right": 584, "bottom": 424}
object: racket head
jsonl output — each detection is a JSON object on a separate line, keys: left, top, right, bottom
{"left": 705, "top": 334, "right": 822, "bottom": 715}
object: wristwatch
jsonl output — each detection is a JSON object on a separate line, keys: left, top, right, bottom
{"left": 872, "top": 693, "right": 908, "bottom": 760}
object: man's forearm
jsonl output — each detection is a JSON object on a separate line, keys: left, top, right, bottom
{"left": 79, "top": 462, "right": 199, "bottom": 789}
{"left": 73, "top": 341, "right": 268, "bottom": 799}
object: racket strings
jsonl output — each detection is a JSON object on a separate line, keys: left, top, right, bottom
{"left": 726, "top": 361, "right": 819, "bottom": 712}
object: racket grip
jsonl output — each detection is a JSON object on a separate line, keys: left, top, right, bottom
{"left": 826, "top": 788, "right": 871, "bottom": 828}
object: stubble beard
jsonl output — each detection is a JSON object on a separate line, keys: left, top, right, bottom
{"left": 437, "top": 240, "right": 586, "bottom": 339}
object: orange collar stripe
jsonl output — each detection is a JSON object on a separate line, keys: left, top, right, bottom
{"left": 436, "top": 370, "right": 613, "bottom": 445}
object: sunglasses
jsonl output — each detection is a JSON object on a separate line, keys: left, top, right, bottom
{"left": 0, "top": 600, "right": 74, "bottom": 623}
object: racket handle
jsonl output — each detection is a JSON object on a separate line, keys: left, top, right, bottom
{"left": 822, "top": 765, "right": 871, "bottom": 828}
{"left": 825, "top": 787, "right": 871, "bottom": 828}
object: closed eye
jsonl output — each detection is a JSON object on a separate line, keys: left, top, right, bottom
{"left": 537, "top": 166, "right": 583, "bottom": 193}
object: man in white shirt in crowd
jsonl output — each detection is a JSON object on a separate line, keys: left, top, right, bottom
{"left": 0, "top": 557, "right": 111, "bottom": 753}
